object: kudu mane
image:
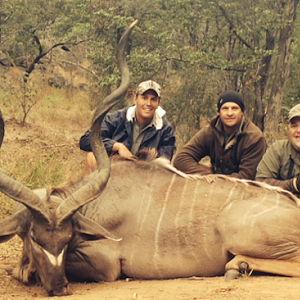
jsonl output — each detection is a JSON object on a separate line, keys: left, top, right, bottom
{"left": 110, "top": 148, "right": 158, "bottom": 162}
{"left": 196, "top": 174, "right": 300, "bottom": 207}
{"left": 51, "top": 148, "right": 300, "bottom": 208}
{"left": 51, "top": 148, "right": 158, "bottom": 200}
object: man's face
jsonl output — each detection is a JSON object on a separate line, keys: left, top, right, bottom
{"left": 219, "top": 102, "right": 243, "bottom": 133}
{"left": 288, "top": 117, "right": 300, "bottom": 151}
{"left": 134, "top": 90, "right": 160, "bottom": 125}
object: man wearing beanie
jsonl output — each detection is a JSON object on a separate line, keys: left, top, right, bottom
{"left": 173, "top": 90, "right": 266, "bottom": 180}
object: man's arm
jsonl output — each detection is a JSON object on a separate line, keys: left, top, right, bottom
{"left": 79, "top": 130, "right": 92, "bottom": 152}
{"left": 229, "top": 136, "right": 266, "bottom": 180}
{"left": 173, "top": 128, "right": 213, "bottom": 175}
{"left": 100, "top": 112, "right": 121, "bottom": 155}
{"left": 79, "top": 122, "right": 118, "bottom": 155}
{"left": 256, "top": 177, "right": 297, "bottom": 192}
{"left": 255, "top": 142, "right": 298, "bottom": 193}
{"left": 157, "top": 124, "right": 176, "bottom": 161}
{"left": 80, "top": 111, "right": 122, "bottom": 155}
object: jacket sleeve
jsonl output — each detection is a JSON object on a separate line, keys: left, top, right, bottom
{"left": 255, "top": 143, "right": 297, "bottom": 192}
{"left": 79, "top": 111, "right": 122, "bottom": 154}
{"left": 256, "top": 177, "right": 296, "bottom": 192}
{"left": 100, "top": 113, "right": 118, "bottom": 156}
{"left": 157, "top": 122, "right": 176, "bottom": 161}
{"left": 100, "top": 109, "right": 128, "bottom": 156}
{"left": 173, "top": 128, "right": 213, "bottom": 175}
{"left": 79, "top": 126, "right": 115, "bottom": 154}
{"left": 79, "top": 129, "right": 92, "bottom": 152}
{"left": 229, "top": 136, "right": 266, "bottom": 180}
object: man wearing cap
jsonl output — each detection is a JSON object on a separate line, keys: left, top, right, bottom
{"left": 256, "top": 104, "right": 300, "bottom": 195}
{"left": 80, "top": 80, "right": 176, "bottom": 172}
{"left": 173, "top": 90, "right": 266, "bottom": 180}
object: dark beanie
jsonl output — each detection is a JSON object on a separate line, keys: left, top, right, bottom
{"left": 217, "top": 90, "right": 244, "bottom": 112}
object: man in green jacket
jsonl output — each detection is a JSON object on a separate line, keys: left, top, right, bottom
{"left": 256, "top": 104, "right": 300, "bottom": 195}
{"left": 173, "top": 90, "right": 266, "bottom": 180}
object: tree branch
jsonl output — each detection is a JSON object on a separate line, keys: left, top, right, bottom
{"left": 163, "top": 57, "right": 245, "bottom": 72}
{"left": 60, "top": 59, "right": 101, "bottom": 81}
{"left": 31, "top": 31, "right": 43, "bottom": 55}
{"left": 217, "top": 4, "right": 254, "bottom": 51}
{"left": 201, "top": 63, "right": 245, "bottom": 73}
{"left": 24, "top": 38, "right": 87, "bottom": 83}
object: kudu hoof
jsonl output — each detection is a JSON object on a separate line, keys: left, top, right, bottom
{"left": 224, "top": 269, "right": 240, "bottom": 281}
{"left": 224, "top": 261, "right": 250, "bottom": 281}
{"left": 239, "top": 262, "right": 249, "bottom": 274}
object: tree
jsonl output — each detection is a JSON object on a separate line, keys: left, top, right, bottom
{"left": 0, "top": 0, "right": 93, "bottom": 78}
{"left": 264, "top": 0, "right": 299, "bottom": 140}
{"left": 0, "top": 0, "right": 93, "bottom": 122}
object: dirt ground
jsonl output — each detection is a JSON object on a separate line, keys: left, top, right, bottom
{"left": 1, "top": 232, "right": 300, "bottom": 299}
{"left": 1, "top": 258, "right": 300, "bottom": 300}
{"left": 0, "top": 110, "right": 300, "bottom": 299}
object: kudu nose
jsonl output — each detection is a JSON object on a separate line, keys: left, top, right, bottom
{"left": 48, "top": 284, "right": 72, "bottom": 297}
{"left": 47, "top": 275, "right": 71, "bottom": 297}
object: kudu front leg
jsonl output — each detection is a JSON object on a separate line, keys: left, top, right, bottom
{"left": 225, "top": 255, "right": 300, "bottom": 281}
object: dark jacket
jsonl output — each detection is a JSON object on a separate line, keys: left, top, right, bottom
{"left": 80, "top": 106, "right": 176, "bottom": 161}
{"left": 173, "top": 116, "right": 266, "bottom": 180}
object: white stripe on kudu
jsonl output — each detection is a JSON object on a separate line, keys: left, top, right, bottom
{"left": 43, "top": 248, "right": 64, "bottom": 267}
{"left": 128, "top": 170, "right": 155, "bottom": 271}
{"left": 153, "top": 174, "right": 177, "bottom": 275}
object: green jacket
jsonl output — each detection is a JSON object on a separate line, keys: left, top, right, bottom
{"left": 173, "top": 116, "right": 266, "bottom": 180}
{"left": 256, "top": 140, "right": 300, "bottom": 193}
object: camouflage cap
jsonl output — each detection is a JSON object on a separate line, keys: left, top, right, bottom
{"left": 288, "top": 104, "right": 300, "bottom": 122}
{"left": 136, "top": 80, "right": 161, "bottom": 97}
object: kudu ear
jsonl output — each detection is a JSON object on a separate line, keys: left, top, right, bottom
{"left": 72, "top": 212, "right": 122, "bottom": 242}
{"left": 0, "top": 208, "right": 29, "bottom": 243}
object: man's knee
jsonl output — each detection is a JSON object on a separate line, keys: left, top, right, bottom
{"left": 84, "top": 152, "right": 97, "bottom": 175}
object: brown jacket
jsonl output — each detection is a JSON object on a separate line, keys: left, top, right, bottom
{"left": 173, "top": 116, "right": 266, "bottom": 180}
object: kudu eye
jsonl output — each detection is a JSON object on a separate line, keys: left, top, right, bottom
{"left": 30, "top": 231, "right": 36, "bottom": 242}
{"left": 30, "top": 231, "right": 44, "bottom": 247}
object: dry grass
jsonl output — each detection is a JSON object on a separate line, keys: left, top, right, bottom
{"left": 0, "top": 83, "right": 94, "bottom": 217}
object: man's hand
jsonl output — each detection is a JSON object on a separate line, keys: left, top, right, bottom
{"left": 113, "top": 142, "right": 137, "bottom": 161}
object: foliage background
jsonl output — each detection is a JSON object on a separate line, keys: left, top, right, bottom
{"left": 1, "top": 0, "right": 300, "bottom": 138}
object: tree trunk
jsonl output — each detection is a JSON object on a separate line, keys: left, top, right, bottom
{"left": 0, "top": 0, "right": 2, "bottom": 44}
{"left": 252, "top": 28, "right": 277, "bottom": 131}
{"left": 264, "top": 0, "right": 299, "bottom": 141}
{"left": 252, "top": 81, "right": 265, "bottom": 131}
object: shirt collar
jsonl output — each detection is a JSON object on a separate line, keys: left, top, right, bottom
{"left": 126, "top": 105, "right": 165, "bottom": 130}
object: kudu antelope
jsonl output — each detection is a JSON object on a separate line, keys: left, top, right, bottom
{"left": 2, "top": 20, "right": 300, "bottom": 297}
